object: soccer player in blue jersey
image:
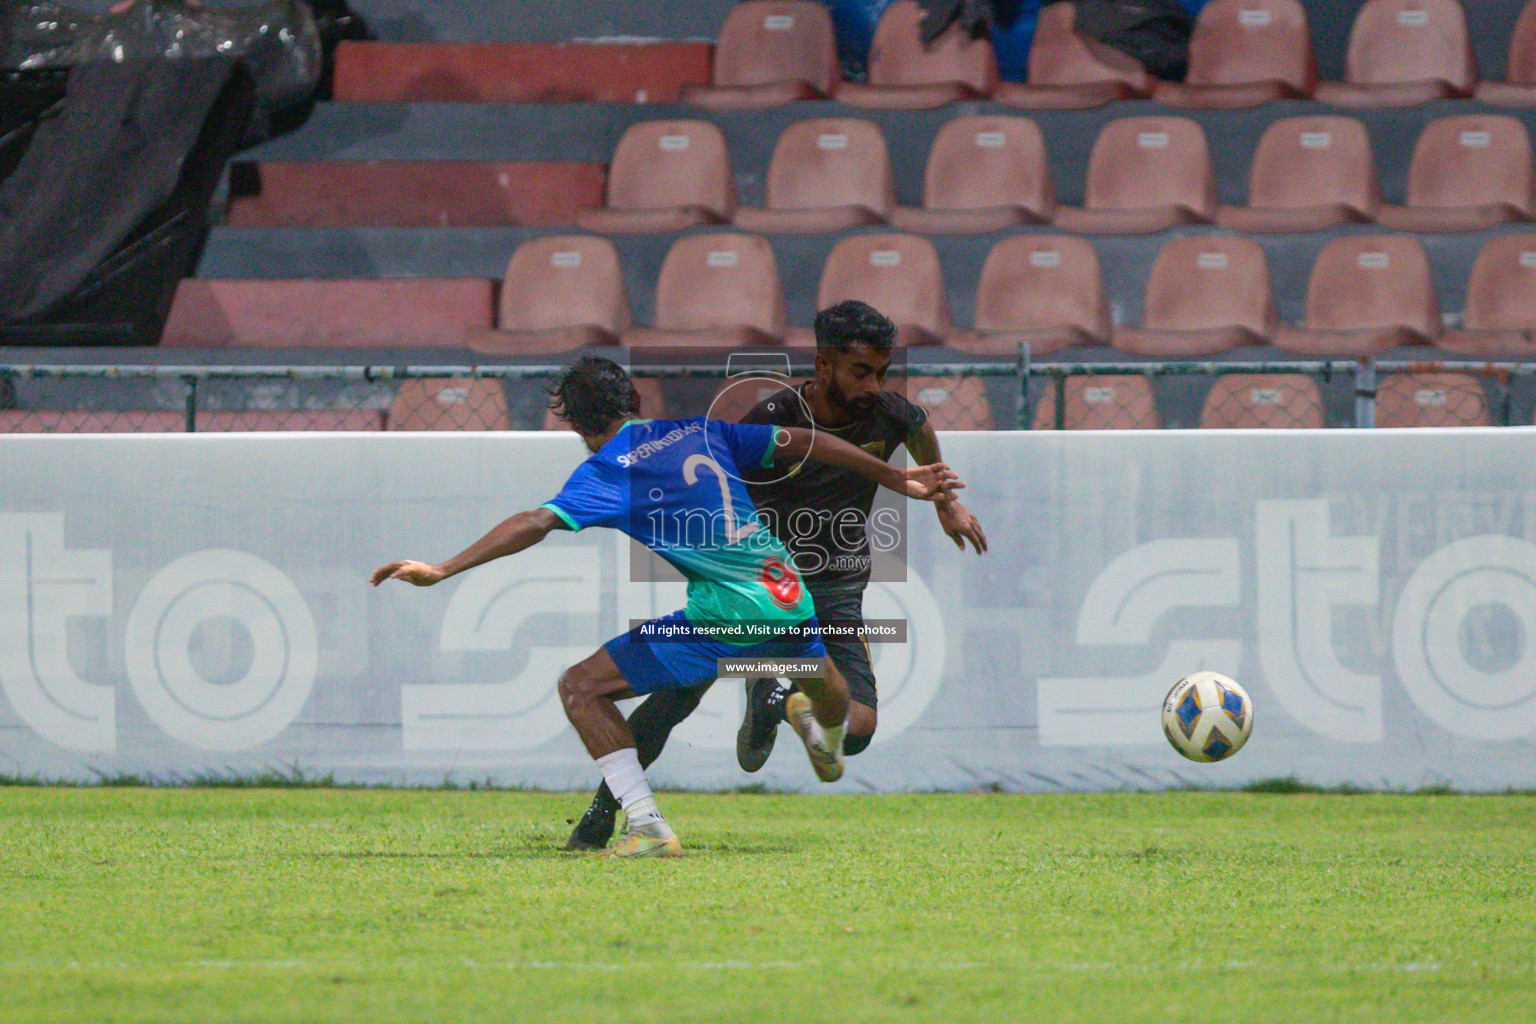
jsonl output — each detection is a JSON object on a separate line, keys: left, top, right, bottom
{"left": 371, "top": 356, "right": 962, "bottom": 858}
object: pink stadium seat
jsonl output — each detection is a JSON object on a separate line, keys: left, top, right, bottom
{"left": 1440, "top": 234, "right": 1536, "bottom": 357}
{"left": 1477, "top": 0, "right": 1536, "bottom": 106}
{"left": 904, "top": 376, "right": 995, "bottom": 430}
{"left": 331, "top": 40, "right": 711, "bottom": 103}
{"left": 1032, "top": 376, "right": 1161, "bottom": 430}
{"left": 705, "top": 376, "right": 804, "bottom": 423}
{"left": 802, "top": 233, "right": 950, "bottom": 348}
{"left": 994, "top": 2, "right": 1153, "bottom": 108}
{"left": 1315, "top": 0, "right": 1477, "bottom": 108}
{"left": 1054, "top": 116, "right": 1217, "bottom": 234}
{"left": 1375, "top": 372, "right": 1491, "bottom": 427}
{"left": 949, "top": 235, "right": 1108, "bottom": 356}
{"left": 576, "top": 121, "right": 736, "bottom": 234}
{"left": 838, "top": 1, "right": 998, "bottom": 110}
{"left": 387, "top": 379, "right": 512, "bottom": 431}
{"left": 544, "top": 378, "right": 668, "bottom": 430}
{"left": 161, "top": 279, "right": 495, "bottom": 348}
{"left": 1216, "top": 116, "right": 1380, "bottom": 233}
{"left": 1156, "top": 0, "right": 1316, "bottom": 108}
{"left": 1376, "top": 115, "right": 1535, "bottom": 232}
{"left": 0, "top": 411, "right": 184, "bottom": 433}
{"left": 889, "top": 116, "right": 1055, "bottom": 234}
{"left": 1274, "top": 236, "right": 1440, "bottom": 357}
{"left": 623, "top": 233, "right": 787, "bottom": 349}
{"left": 734, "top": 118, "right": 895, "bottom": 233}
{"left": 468, "top": 237, "right": 629, "bottom": 356}
{"left": 1114, "top": 237, "right": 1276, "bottom": 357}
{"left": 226, "top": 161, "right": 606, "bottom": 228}
{"left": 682, "top": 2, "right": 839, "bottom": 109}
{"left": 195, "top": 410, "right": 386, "bottom": 432}
{"left": 1199, "top": 374, "right": 1325, "bottom": 428}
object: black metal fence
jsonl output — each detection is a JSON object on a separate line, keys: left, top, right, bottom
{"left": 1, "top": 357, "right": 1533, "bottom": 433}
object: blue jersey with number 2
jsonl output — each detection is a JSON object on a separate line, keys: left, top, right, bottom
{"left": 541, "top": 418, "right": 814, "bottom": 640}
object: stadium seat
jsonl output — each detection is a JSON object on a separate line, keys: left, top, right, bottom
{"left": 705, "top": 376, "right": 803, "bottom": 423}
{"left": 1031, "top": 375, "right": 1161, "bottom": 430}
{"left": 1216, "top": 116, "right": 1380, "bottom": 233}
{"left": 1273, "top": 235, "right": 1440, "bottom": 356}
{"left": 733, "top": 118, "right": 895, "bottom": 233}
{"left": 1440, "top": 234, "right": 1536, "bottom": 356}
{"left": 1315, "top": 0, "right": 1477, "bottom": 107}
{"left": 1054, "top": 116, "right": 1217, "bottom": 234}
{"left": 802, "top": 233, "right": 950, "bottom": 347}
{"left": 161, "top": 279, "right": 496, "bottom": 348}
{"left": 195, "top": 410, "right": 387, "bottom": 432}
{"left": 387, "top": 379, "right": 512, "bottom": 431}
{"left": 0, "top": 411, "right": 184, "bottom": 433}
{"left": 681, "top": 2, "right": 839, "bottom": 109}
{"left": 576, "top": 121, "right": 736, "bottom": 234}
{"left": 226, "top": 160, "right": 606, "bottom": 228}
{"left": 1376, "top": 115, "right": 1535, "bottom": 232}
{"left": 1375, "top": 372, "right": 1492, "bottom": 427}
{"left": 543, "top": 378, "right": 668, "bottom": 430}
{"left": 1476, "top": 0, "right": 1536, "bottom": 106}
{"left": 1113, "top": 237, "right": 1276, "bottom": 357}
{"left": 993, "top": 2, "right": 1153, "bottom": 108}
{"left": 836, "top": 1, "right": 998, "bottom": 109}
{"left": 467, "top": 237, "right": 630, "bottom": 356}
{"left": 1156, "top": 0, "right": 1317, "bottom": 109}
{"left": 888, "top": 116, "right": 1055, "bottom": 234}
{"left": 623, "top": 233, "right": 787, "bottom": 349}
{"left": 1199, "top": 374, "right": 1326, "bottom": 428}
{"left": 949, "top": 235, "right": 1108, "bottom": 356}
{"left": 904, "top": 376, "right": 995, "bottom": 430}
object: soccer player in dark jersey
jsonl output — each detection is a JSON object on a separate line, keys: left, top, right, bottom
{"left": 566, "top": 301, "right": 987, "bottom": 850}
{"left": 372, "top": 355, "right": 963, "bottom": 858}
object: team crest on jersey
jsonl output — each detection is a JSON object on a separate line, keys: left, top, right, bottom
{"left": 759, "top": 556, "right": 804, "bottom": 609}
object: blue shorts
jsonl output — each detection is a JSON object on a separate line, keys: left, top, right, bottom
{"left": 605, "top": 609, "right": 828, "bottom": 695}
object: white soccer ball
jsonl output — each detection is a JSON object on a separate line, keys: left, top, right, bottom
{"left": 1161, "top": 671, "right": 1254, "bottom": 763}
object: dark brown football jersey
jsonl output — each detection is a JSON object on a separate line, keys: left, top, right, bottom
{"left": 740, "top": 384, "right": 927, "bottom": 585}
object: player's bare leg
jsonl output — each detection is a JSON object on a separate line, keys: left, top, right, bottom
{"left": 784, "top": 663, "right": 849, "bottom": 783}
{"left": 557, "top": 648, "right": 682, "bottom": 858}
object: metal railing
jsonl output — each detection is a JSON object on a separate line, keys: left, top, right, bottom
{"left": 1, "top": 356, "right": 1534, "bottom": 432}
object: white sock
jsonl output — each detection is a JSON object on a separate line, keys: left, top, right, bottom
{"left": 595, "top": 748, "right": 672, "bottom": 837}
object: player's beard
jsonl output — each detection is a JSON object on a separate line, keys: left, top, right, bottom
{"left": 825, "top": 377, "right": 878, "bottom": 420}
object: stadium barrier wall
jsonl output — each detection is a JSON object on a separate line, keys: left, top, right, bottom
{"left": 3, "top": 426, "right": 1535, "bottom": 791}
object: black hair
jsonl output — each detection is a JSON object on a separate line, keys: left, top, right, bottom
{"left": 812, "top": 299, "right": 896, "bottom": 352}
{"left": 546, "top": 355, "right": 640, "bottom": 436}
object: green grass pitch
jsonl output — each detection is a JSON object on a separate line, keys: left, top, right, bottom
{"left": 2, "top": 788, "right": 1533, "bottom": 1023}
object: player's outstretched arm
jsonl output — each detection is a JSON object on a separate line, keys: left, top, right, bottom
{"left": 906, "top": 420, "right": 988, "bottom": 554}
{"left": 773, "top": 426, "right": 963, "bottom": 502}
{"left": 369, "top": 507, "right": 562, "bottom": 587}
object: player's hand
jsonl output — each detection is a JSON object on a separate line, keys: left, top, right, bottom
{"left": 902, "top": 463, "right": 965, "bottom": 502}
{"left": 937, "top": 499, "right": 988, "bottom": 554}
{"left": 369, "top": 560, "right": 447, "bottom": 587}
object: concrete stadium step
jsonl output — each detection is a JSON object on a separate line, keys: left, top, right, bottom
{"left": 226, "top": 160, "right": 605, "bottom": 227}
{"left": 332, "top": 41, "right": 712, "bottom": 103}
{"left": 161, "top": 278, "right": 497, "bottom": 348}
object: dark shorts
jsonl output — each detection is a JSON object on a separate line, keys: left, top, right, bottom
{"left": 807, "top": 582, "right": 877, "bottom": 709}
{"left": 605, "top": 609, "right": 828, "bottom": 696}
